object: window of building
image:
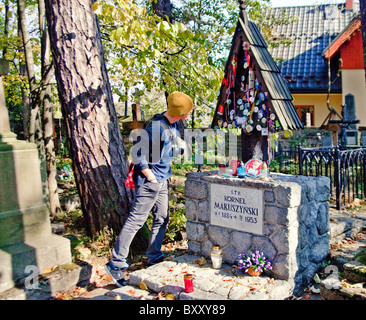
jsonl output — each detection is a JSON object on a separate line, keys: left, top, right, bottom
{"left": 294, "top": 105, "right": 314, "bottom": 127}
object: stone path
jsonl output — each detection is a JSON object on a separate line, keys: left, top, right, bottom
{"left": 86, "top": 210, "right": 366, "bottom": 301}
{"left": 88, "top": 254, "right": 293, "bottom": 301}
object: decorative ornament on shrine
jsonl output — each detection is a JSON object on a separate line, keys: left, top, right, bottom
{"left": 211, "top": 0, "right": 303, "bottom": 163}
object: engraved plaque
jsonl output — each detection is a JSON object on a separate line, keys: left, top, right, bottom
{"left": 210, "top": 184, "right": 263, "bottom": 235}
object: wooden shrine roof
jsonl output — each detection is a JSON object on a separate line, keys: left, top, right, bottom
{"left": 239, "top": 17, "right": 303, "bottom": 131}
{"left": 212, "top": 9, "right": 303, "bottom": 131}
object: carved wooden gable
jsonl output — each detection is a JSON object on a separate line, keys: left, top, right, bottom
{"left": 211, "top": 2, "right": 303, "bottom": 162}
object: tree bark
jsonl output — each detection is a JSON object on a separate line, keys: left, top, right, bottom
{"left": 152, "top": 0, "right": 173, "bottom": 22}
{"left": 18, "top": 0, "right": 43, "bottom": 145}
{"left": 39, "top": 0, "right": 61, "bottom": 216}
{"left": 17, "top": 13, "right": 31, "bottom": 140}
{"left": 45, "top": 0, "right": 135, "bottom": 237}
{"left": 3, "top": 0, "right": 9, "bottom": 58}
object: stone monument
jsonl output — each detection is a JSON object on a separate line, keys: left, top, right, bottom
{"left": 0, "top": 59, "right": 71, "bottom": 294}
{"left": 185, "top": 172, "right": 330, "bottom": 296}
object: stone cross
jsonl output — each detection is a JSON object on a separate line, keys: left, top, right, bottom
{"left": 0, "top": 59, "right": 10, "bottom": 132}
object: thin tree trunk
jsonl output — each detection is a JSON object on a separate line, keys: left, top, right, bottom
{"left": 3, "top": 0, "right": 9, "bottom": 58}
{"left": 21, "top": 85, "right": 30, "bottom": 139}
{"left": 45, "top": 0, "right": 136, "bottom": 238}
{"left": 17, "top": 17, "right": 31, "bottom": 140}
{"left": 39, "top": 0, "right": 61, "bottom": 216}
{"left": 18, "top": 0, "right": 43, "bottom": 145}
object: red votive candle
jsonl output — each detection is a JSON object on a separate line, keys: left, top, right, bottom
{"left": 218, "top": 163, "right": 226, "bottom": 174}
{"left": 231, "top": 159, "right": 238, "bottom": 176}
{"left": 184, "top": 274, "right": 194, "bottom": 293}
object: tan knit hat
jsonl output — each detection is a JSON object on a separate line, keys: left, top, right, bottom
{"left": 167, "top": 92, "right": 194, "bottom": 117}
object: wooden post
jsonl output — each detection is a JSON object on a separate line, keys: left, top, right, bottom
{"left": 132, "top": 103, "right": 141, "bottom": 121}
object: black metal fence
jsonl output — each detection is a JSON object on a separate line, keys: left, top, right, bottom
{"left": 273, "top": 146, "right": 366, "bottom": 210}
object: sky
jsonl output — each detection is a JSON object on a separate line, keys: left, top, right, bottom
{"left": 271, "top": 0, "right": 358, "bottom": 7}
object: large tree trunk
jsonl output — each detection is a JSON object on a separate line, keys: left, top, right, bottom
{"left": 44, "top": 0, "right": 136, "bottom": 237}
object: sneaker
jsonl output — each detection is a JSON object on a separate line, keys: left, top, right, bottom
{"left": 147, "top": 254, "right": 165, "bottom": 266}
{"left": 104, "top": 262, "right": 129, "bottom": 287}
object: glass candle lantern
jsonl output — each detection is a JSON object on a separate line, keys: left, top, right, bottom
{"left": 210, "top": 245, "right": 223, "bottom": 269}
{"left": 237, "top": 161, "right": 246, "bottom": 178}
{"left": 184, "top": 274, "right": 194, "bottom": 293}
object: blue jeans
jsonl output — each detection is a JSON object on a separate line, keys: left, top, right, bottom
{"left": 110, "top": 180, "right": 169, "bottom": 268}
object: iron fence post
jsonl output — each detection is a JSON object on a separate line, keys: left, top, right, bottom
{"left": 363, "top": 149, "right": 366, "bottom": 199}
{"left": 334, "top": 146, "right": 341, "bottom": 210}
{"left": 299, "top": 145, "right": 303, "bottom": 176}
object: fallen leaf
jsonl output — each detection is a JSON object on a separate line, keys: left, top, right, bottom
{"left": 139, "top": 281, "right": 148, "bottom": 291}
{"left": 165, "top": 293, "right": 175, "bottom": 300}
{"left": 304, "top": 294, "right": 310, "bottom": 299}
{"left": 198, "top": 256, "right": 207, "bottom": 266}
{"left": 42, "top": 266, "right": 56, "bottom": 274}
{"left": 128, "top": 289, "right": 135, "bottom": 295}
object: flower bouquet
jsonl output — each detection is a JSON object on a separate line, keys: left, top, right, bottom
{"left": 238, "top": 251, "right": 272, "bottom": 276}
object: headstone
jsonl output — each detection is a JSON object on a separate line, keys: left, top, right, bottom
{"left": 185, "top": 172, "right": 330, "bottom": 296}
{"left": 0, "top": 60, "right": 71, "bottom": 295}
{"left": 210, "top": 184, "right": 263, "bottom": 235}
{"left": 344, "top": 94, "right": 358, "bottom": 145}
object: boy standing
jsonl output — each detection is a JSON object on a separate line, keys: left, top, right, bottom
{"left": 105, "top": 91, "right": 193, "bottom": 287}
